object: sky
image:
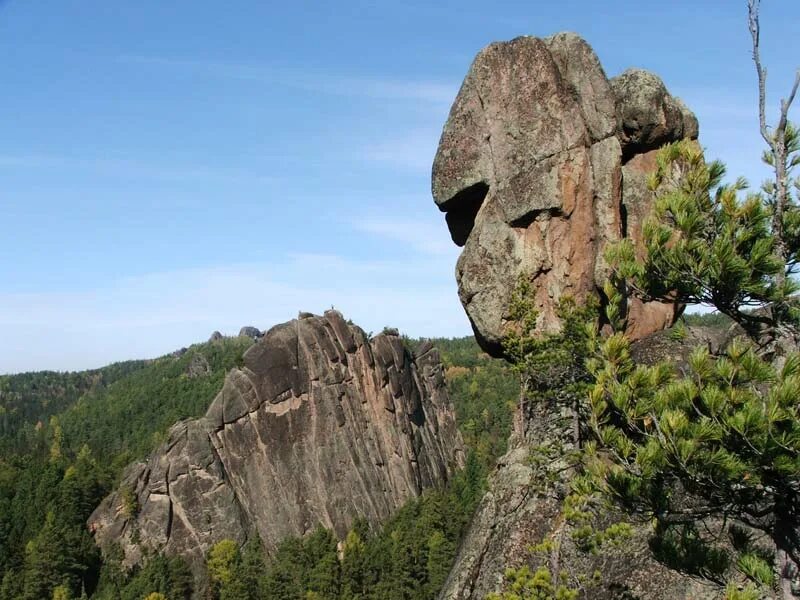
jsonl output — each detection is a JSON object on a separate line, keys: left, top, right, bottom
{"left": 1, "top": 0, "right": 799, "bottom": 373}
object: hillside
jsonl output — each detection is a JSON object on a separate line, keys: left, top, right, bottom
{"left": 0, "top": 324, "right": 517, "bottom": 600}
{"left": 0, "top": 335, "right": 254, "bottom": 598}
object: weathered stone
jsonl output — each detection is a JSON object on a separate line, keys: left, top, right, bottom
{"left": 432, "top": 33, "right": 697, "bottom": 355}
{"left": 238, "top": 326, "right": 263, "bottom": 339}
{"left": 611, "top": 68, "right": 698, "bottom": 158}
{"left": 186, "top": 353, "right": 210, "bottom": 378}
{"left": 89, "top": 312, "right": 464, "bottom": 593}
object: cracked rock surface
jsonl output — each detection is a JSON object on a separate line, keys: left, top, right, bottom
{"left": 432, "top": 33, "right": 698, "bottom": 355}
{"left": 89, "top": 311, "right": 464, "bottom": 585}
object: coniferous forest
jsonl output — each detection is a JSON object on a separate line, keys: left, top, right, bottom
{"left": 0, "top": 334, "right": 519, "bottom": 600}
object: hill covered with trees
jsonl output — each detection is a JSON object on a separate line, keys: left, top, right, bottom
{"left": 0, "top": 331, "right": 517, "bottom": 600}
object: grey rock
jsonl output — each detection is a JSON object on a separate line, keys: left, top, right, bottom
{"left": 89, "top": 311, "right": 464, "bottom": 592}
{"left": 611, "top": 68, "right": 699, "bottom": 158}
{"left": 432, "top": 33, "right": 698, "bottom": 355}
{"left": 238, "top": 326, "right": 263, "bottom": 339}
{"left": 186, "top": 353, "right": 210, "bottom": 378}
{"left": 208, "top": 331, "right": 223, "bottom": 342}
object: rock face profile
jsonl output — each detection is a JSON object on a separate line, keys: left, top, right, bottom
{"left": 89, "top": 311, "right": 463, "bottom": 584}
{"left": 432, "top": 32, "right": 698, "bottom": 355}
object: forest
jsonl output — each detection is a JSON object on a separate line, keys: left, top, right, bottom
{"left": 0, "top": 332, "right": 518, "bottom": 600}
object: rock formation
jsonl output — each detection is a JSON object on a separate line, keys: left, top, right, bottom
{"left": 432, "top": 32, "right": 698, "bottom": 355}
{"left": 89, "top": 311, "right": 464, "bottom": 585}
{"left": 238, "top": 325, "right": 263, "bottom": 339}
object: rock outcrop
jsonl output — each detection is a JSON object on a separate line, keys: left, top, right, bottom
{"left": 439, "top": 327, "right": 732, "bottom": 600}
{"left": 89, "top": 311, "right": 463, "bottom": 585}
{"left": 238, "top": 325, "right": 263, "bottom": 339}
{"left": 432, "top": 32, "right": 697, "bottom": 355}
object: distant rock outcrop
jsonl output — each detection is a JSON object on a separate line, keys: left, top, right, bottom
{"left": 238, "top": 326, "right": 263, "bottom": 339}
{"left": 432, "top": 33, "right": 697, "bottom": 355}
{"left": 185, "top": 353, "right": 210, "bottom": 378}
{"left": 89, "top": 311, "right": 463, "bottom": 587}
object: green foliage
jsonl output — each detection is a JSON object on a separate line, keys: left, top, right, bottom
{"left": 587, "top": 329, "right": 800, "bottom": 593}
{"left": 588, "top": 333, "right": 800, "bottom": 517}
{"left": 737, "top": 553, "right": 774, "bottom": 588}
{"left": 486, "top": 566, "right": 579, "bottom": 600}
{"left": 93, "top": 552, "right": 191, "bottom": 600}
{"left": 580, "top": 116, "right": 800, "bottom": 597}
{"left": 724, "top": 583, "right": 761, "bottom": 600}
{"left": 207, "top": 539, "right": 240, "bottom": 589}
{"left": 502, "top": 279, "right": 597, "bottom": 393}
{"left": 648, "top": 523, "right": 729, "bottom": 582}
{"left": 0, "top": 337, "right": 251, "bottom": 598}
{"left": 252, "top": 463, "right": 483, "bottom": 600}
{"left": 52, "top": 584, "right": 74, "bottom": 600}
{"left": 606, "top": 138, "right": 800, "bottom": 335}
{"left": 0, "top": 362, "right": 148, "bottom": 455}
{"left": 680, "top": 312, "right": 734, "bottom": 329}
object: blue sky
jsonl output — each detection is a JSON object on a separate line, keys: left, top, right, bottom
{"left": 1, "top": 0, "right": 798, "bottom": 372}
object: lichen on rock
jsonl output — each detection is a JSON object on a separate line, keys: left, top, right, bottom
{"left": 432, "top": 32, "right": 697, "bottom": 356}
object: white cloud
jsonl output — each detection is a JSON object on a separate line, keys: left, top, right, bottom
{"left": 119, "top": 55, "right": 458, "bottom": 105}
{"left": 0, "top": 252, "right": 468, "bottom": 374}
{"left": 0, "top": 153, "right": 275, "bottom": 185}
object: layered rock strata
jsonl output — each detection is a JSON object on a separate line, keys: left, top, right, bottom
{"left": 432, "top": 32, "right": 698, "bottom": 355}
{"left": 89, "top": 311, "right": 464, "bottom": 583}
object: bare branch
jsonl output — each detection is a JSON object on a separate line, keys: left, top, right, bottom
{"left": 778, "top": 70, "right": 800, "bottom": 133}
{"left": 748, "top": 0, "right": 771, "bottom": 147}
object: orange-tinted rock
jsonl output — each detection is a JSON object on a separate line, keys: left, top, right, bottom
{"left": 432, "top": 33, "right": 698, "bottom": 355}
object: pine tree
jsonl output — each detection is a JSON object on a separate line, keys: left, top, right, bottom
{"left": 207, "top": 539, "right": 240, "bottom": 599}
{"left": 340, "top": 527, "right": 367, "bottom": 600}
{"left": 589, "top": 5, "right": 800, "bottom": 597}
{"left": 606, "top": 2, "right": 800, "bottom": 356}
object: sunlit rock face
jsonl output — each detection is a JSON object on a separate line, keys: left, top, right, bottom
{"left": 432, "top": 33, "right": 698, "bottom": 355}
{"left": 89, "top": 311, "right": 464, "bottom": 586}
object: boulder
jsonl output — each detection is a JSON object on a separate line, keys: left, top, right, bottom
{"left": 432, "top": 33, "right": 697, "bottom": 355}
{"left": 238, "top": 325, "right": 263, "bottom": 339}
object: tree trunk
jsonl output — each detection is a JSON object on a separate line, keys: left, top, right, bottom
{"left": 774, "top": 506, "right": 800, "bottom": 599}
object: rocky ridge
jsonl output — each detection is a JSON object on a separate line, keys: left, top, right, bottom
{"left": 432, "top": 32, "right": 698, "bottom": 355}
{"left": 89, "top": 311, "right": 464, "bottom": 584}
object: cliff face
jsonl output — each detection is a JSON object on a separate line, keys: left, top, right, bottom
{"left": 432, "top": 33, "right": 698, "bottom": 356}
{"left": 89, "top": 311, "right": 464, "bottom": 581}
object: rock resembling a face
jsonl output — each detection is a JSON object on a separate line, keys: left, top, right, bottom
{"left": 432, "top": 33, "right": 698, "bottom": 356}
